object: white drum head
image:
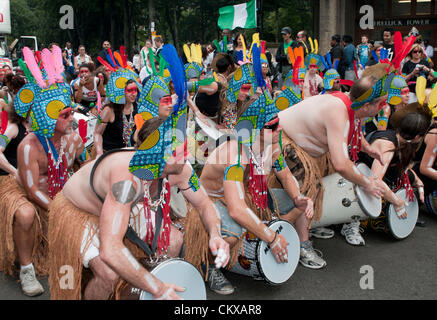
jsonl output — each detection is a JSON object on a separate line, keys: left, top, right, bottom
{"left": 354, "top": 163, "right": 382, "bottom": 218}
{"left": 388, "top": 189, "right": 419, "bottom": 240}
{"left": 139, "top": 259, "right": 206, "bottom": 300}
{"left": 257, "top": 220, "right": 300, "bottom": 285}
{"left": 169, "top": 186, "right": 188, "bottom": 218}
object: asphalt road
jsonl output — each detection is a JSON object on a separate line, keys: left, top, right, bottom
{"left": 1, "top": 208, "right": 436, "bottom": 301}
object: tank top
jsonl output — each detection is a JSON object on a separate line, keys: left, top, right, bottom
{"left": 81, "top": 77, "right": 99, "bottom": 102}
{"left": 0, "top": 123, "right": 27, "bottom": 176}
{"left": 102, "top": 104, "right": 138, "bottom": 151}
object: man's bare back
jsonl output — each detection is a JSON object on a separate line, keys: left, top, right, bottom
{"left": 278, "top": 94, "right": 349, "bottom": 157}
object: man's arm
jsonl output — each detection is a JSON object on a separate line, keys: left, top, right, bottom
{"left": 170, "top": 163, "right": 230, "bottom": 269}
{"left": 99, "top": 172, "right": 183, "bottom": 300}
{"left": 17, "top": 139, "right": 51, "bottom": 210}
{"left": 0, "top": 123, "right": 19, "bottom": 176}
{"left": 93, "top": 107, "right": 112, "bottom": 156}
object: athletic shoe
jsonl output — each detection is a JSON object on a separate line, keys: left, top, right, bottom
{"left": 20, "top": 266, "right": 44, "bottom": 297}
{"left": 309, "top": 227, "right": 335, "bottom": 239}
{"left": 207, "top": 267, "right": 234, "bottom": 295}
{"left": 299, "top": 241, "right": 327, "bottom": 269}
{"left": 341, "top": 220, "right": 365, "bottom": 246}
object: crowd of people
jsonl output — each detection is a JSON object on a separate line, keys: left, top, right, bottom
{"left": 0, "top": 23, "right": 435, "bottom": 300}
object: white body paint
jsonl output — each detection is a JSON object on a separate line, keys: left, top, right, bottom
{"left": 122, "top": 247, "right": 140, "bottom": 271}
{"left": 343, "top": 142, "right": 349, "bottom": 159}
{"left": 23, "top": 144, "right": 31, "bottom": 166}
{"left": 246, "top": 208, "right": 261, "bottom": 225}
{"left": 111, "top": 211, "right": 123, "bottom": 235}
{"left": 34, "top": 191, "right": 50, "bottom": 205}
{"left": 236, "top": 182, "right": 244, "bottom": 200}
{"left": 433, "top": 145, "right": 437, "bottom": 154}
{"left": 118, "top": 181, "right": 134, "bottom": 204}
{"left": 68, "top": 143, "right": 74, "bottom": 154}
{"left": 26, "top": 170, "right": 34, "bottom": 188}
{"left": 344, "top": 120, "right": 350, "bottom": 138}
{"left": 144, "top": 273, "right": 158, "bottom": 293}
{"left": 352, "top": 166, "right": 361, "bottom": 176}
{"left": 428, "top": 156, "right": 435, "bottom": 168}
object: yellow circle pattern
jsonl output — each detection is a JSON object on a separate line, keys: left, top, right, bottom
{"left": 140, "top": 111, "right": 153, "bottom": 121}
{"left": 20, "top": 89, "right": 34, "bottom": 104}
{"left": 115, "top": 77, "right": 128, "bottom": 89}
{"left": 276, "top": 97, "right": 290, "bottom": 111}
{"left": 139, "top": 129, "right": 160, "bottom": 150}
{"left": 46, "top": 100, "right": 66, "bottom": 120}
{"left": 234, "top": 68, "right": 243, "bottom": 81}
{"left": 226, "top": 165, "right": 244, "bottom": 182}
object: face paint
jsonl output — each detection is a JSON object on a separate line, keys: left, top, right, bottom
{"left": 24, "top": 144, "right": 31, "bottom": 166}
{"left": 144, "top": 273, "right": 158, "bottom": 293}
{"left": 246, "top": 208, "right": 261, "bottom": 225}
{"left": 26, "top": 170, "right": 34, "bottom": 188}
{"left": 122, "top": 247, "right": 140, "bottom": 271}
{"left": 112, "top": 211, "right": 123, "bottom": 235}
{"left": 236, "top": 182, "right": 244, "bottom": 200}
{"left": 35, "top": 191, "right": 50, "bottom": 205}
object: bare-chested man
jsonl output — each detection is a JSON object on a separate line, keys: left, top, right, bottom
{"left": 0, "top": 45, "right": 85, "bottom": 297}
{"left": 278, "top": 63, "right": 406, "bottom": 245}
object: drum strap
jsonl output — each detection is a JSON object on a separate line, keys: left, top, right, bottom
{"left": 89, "top": 148, "right": 163, "bottom": 257}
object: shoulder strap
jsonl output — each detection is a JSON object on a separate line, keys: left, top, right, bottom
{"left": 89, "top": 148, "right": 135, "bottom": 203}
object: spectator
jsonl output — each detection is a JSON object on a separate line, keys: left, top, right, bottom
{"left": 62, "top": 48, "right": 75, "bottom": 79}
{"left": 424, "top": 39, "right": 434, "bottom": 59}
{"left": 402, "top": 44, "right": 434, "bottom": 103}
{"left": 219, "top": 28, "right": 234, "bottom": 53}
{"left": 73, "top": 63, "right": 106, "bottom": 113}
{"left": 276, "top": 27, "right": 296, "bottom": 89}
{"left": 356, "top": 35, "right": 371, "bottom": 68}
{"left": 232, "top": 33, "right": 249, "bottom": 65}
{"left": 132, "top": 48, "right": 141, "bottom": 74}
{"left": 342, "top": 35, "right": 357, "bottom": 81}
{"left": 74, "top": 45, "right": 93, "bottom": 73}
{"left": 329, "top": 34, "right": 345, "bottom": 78}
{"left": 296, "top": 30, "right": 309, "bottom": 56}
{"left": 382, "top": 27, "right": 395, "bottom": 61}
{"left": 203, "top": 43, "right": 215, "bottom": 72}
{"left": 65, "top": 42, "right": 74, "bottom": 66}
{"left": 303, "top": 63, "right": 323, "bottom": 98}
{"left": 366, "top": 43, "right": 383, "bottom": 67}
{"left": 154, "top": 36, "right": 164, "bottom": 57}
{"left": 97, "top": 40, "right": 111, "bottom": 67}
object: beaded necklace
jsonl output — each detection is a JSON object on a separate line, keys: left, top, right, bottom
{"left": 46, "top": 137, "right": 69, "bottom": 199}
{"left": 246, "top": 145, "right": 267, "bottom": 210}
{"left": 122, "top": 109, "right": 135, "bottom": 147}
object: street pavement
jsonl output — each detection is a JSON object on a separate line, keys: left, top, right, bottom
{"left": 1, "top": 208, "right": 436, "bottom": 300}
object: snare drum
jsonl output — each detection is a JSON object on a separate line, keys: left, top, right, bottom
{"left": 118, "top": 258, "right": 206, "bottom": 300}
{"left": 229, "top": 219, "right": 300, "bottom": 285}
{"left": 311, "top": 163, "right": 382, "bottom": 228}
{"left": 169, "top": 186, "right": 188, "bottom": 218}
{"left": 362, "top": 188, "right": 419, "bottom": 240}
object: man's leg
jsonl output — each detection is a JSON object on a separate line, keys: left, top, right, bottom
{"left": 84, "top": 256, "right": 120, "bottom": 300}
{"left": 13, "top": 203, "right": 44, "bottom": 296}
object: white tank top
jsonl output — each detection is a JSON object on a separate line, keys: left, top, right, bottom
{"left": 81, "top": 77, "right": 99, "bottom": 102}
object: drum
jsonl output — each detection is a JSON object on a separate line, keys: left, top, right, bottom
{"left": 311, "top": 163, "right": 382, "bottom": 228}
{"left": 118, "top": 258, "right": 206, "bottom": 300}
{"left": 73, "top": 112, "right": 96, "bottom": 150}
{"left": 362, "top": 188, "right": 419, "bottom": 240}
{"left": 169, "top": 185, "right": 188, "bottom": 218}
{"left": 229, "top": 219, "right": 300, "bottom": 285}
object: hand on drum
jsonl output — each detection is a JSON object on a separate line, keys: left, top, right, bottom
{"left": 153, "top": 283, "right": 185, "bottom": 300}
{"left": 270, "top": 234, "right": 288, "bottom": 264}
{"left": 394, "top": 201, "right": 408, "bottom": 220}
{"left": 364, "top": 176, "right": 385, "bottom": 198}
{"left": 209, "top": 236, "right": 230, "bottom": 269}
{"left": 294, "top": 195, "right": 314, "bottom": 219}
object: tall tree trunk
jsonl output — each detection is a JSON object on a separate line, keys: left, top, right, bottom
{"left": 110, "top": 0, "right": 116, "bottom": 48}
{"left": 275, "top": 2, "right": 279, "bottom": 43}
{"left": 123, "top": 0, "right": 130, "bottom": 55}
{"left": 173, "top": 6, "right": 179, "bottom": 53}
{"left": 148, "top": 0, "right": 156, "bottom": 35}
{"left": 99, "top": 0, "right": 106, "bottom": 41}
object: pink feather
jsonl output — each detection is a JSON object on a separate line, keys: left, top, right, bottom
{"left": 78, "top": 119, "right": 87, "bottom": 144}
{"left": 51, "top": 45, "right": 65, "bottom": 82}
{"left": 41, "top": 49, "right": 57, "bottom": 85}
{"left": 97, "top": 91, "right": 102, "bottom": 113}
{"left": 23, "top": 47, "right": 46, "bottom": 88}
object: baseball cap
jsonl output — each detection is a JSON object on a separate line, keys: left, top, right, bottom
{"left": 281, "top": 27, "right": 292, "bottom": 35}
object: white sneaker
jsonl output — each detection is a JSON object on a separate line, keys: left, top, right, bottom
{"left": 309, "top": 227, "right": 335, "bottom": 239}
{"left": 299, "top": 241, "right": 327, "bottom": 269}
{"left": 20, "top": 266, "right": 44, "bottom": 297}
{"left": 341, "top": 220, "right": 365, "bottom": 246}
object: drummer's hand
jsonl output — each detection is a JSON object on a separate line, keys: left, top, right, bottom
{"left": 209, "top": 236, "right": 230, "bottom": 269}
{"left": 153, "top": 283, "right": 185, "bottom": 300}
{"left": 364, "top": 176, "right": 384, "bottom": 198}
{"left": 394, "top": 199, "right": 408, "bottom": 220}
{"left": 269, "top": 234, "right": 288, "bottom": 264}
{"left": 293, "top": 195, "right": 314, "bottom": 219}
{"left": 414, "top": 184, "right": 425, "bottom": 203}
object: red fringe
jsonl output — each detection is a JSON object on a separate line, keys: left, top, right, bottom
{"left": 248, "top": 159, "right": 267, "bottom": 210}
{"left": 396, "top": 171, "right": 415, "bottom": 202}
{"left": 349, "top": 119, "right": 362, "bottom": 163}
{"left": 47, "top": 153, "right": 68, "bottom": 199}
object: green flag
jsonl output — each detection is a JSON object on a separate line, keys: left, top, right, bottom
{"left": 218, "top": 0, "right": 257, "bottom": 30}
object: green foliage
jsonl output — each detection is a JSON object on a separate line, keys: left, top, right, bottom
{"left": 9, "top": 0, "right": 314, "bottom": 56}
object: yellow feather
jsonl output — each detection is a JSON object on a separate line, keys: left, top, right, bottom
{"left": 416, "top": 76, "right": 427, "bottom": 105}
{"left": 196, "top": 44, "right": 203, "bottom": 65}
{"left": 314, "top": 39, "right": 319, "bottom": 54}
{"left": 428, "top": 85, "right": 437, "bottom": 109}
{"left": 309, "top": 37, "right": 314, "bottom": 53}
{"left": 183, "top": 44, "right": 192, "bottom": 63}
{"left": 240, "top": 34, "right": 247, "bottom": 62}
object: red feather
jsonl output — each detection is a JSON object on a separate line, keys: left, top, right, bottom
{"left": 78, "top": 119, "right": 87, "bottom": 144}
{"left": 353, "top": 60, "right": 359, "bottom": 79}
{"left": 292, "top": 56, "right": 301, "bottom": 85}
{"left": 107, "top": 48, "right": 119, "bottom": 69}
{"left": 97, "top": 56, "right": 116, "bottom": 72}
{"left": 1, "top": 110, "right": 8, "bottom": 134}
{"left": 339, "top": 79, "right": 355, "bottom": 87}
{"left": 260, "top": 41, "right": 266, "bottom": 55}
{"left": 120, "top": 46, "right": 128, "bottom": 68}
{"left": 34, "top": 51, "right": 44, "bottom": 70}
